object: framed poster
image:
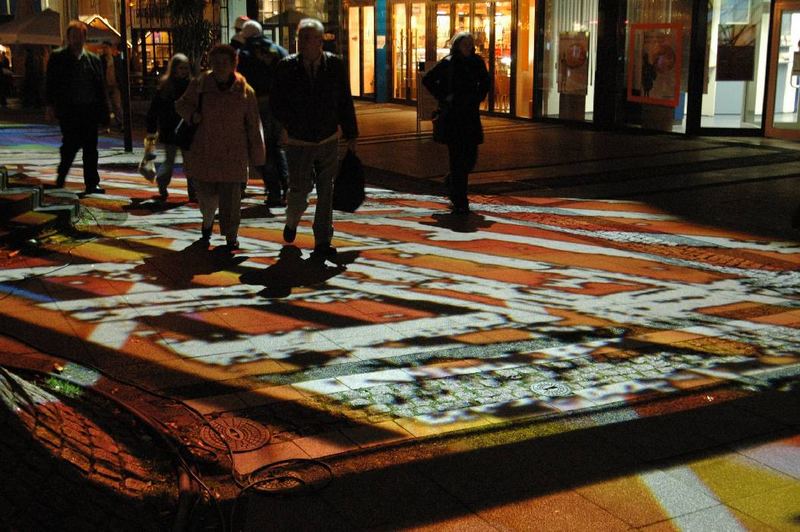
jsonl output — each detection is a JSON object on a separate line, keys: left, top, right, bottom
{"left": 627, "top": 23, "right": 682, "bottom": 107}
{"left": 558, "top": 32, "right": 589, "bottom": 95}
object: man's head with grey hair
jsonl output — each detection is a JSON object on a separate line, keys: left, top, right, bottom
{"left": 296, "top": 18, "right": 324, "bottom": 62}
{"left": 297, "top": 18, "right": 324, "bottom": 36}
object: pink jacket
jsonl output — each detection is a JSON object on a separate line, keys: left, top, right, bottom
{"left": 176, "top": 71, "right": 265, "bottom": 183}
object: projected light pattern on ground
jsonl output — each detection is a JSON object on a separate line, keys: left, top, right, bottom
{"left": 1, "top": 164, "right": 799, "bottom": 443}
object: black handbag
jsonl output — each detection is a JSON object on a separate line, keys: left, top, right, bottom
{"left": 431, "top": 106, "right": 449, "bottom": 144}
{"left": 430, "top": 60, "right": 455, "bottom": 144}
{"left": 174, "top": 91, "right": 203, "bottom": 150}
{"left": 332, "top": 149, "right": 365, "bottom": 213}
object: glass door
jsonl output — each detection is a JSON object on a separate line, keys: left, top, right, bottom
{"left": 700, "top": 0, "right": 770, "bottom": 130}
{"left": 622, "top": 0, "right": 694, "bottom": 133}
{"left": 349, "top": 7, "right": 362, "bottom": 96}
{"left": 348, "top": 5, "right": 376, "bottom": 98}
{"left": 391, "top": 1, "right": 426, "bottom": 101}
{"left": 765, "top": 1, "right": 800, "bottom": 139}
{"left": 432, "top": 1, "right": 511, "bottom": 113}
{"left": 493, "top": 2, "right": 513, "bottom": 113}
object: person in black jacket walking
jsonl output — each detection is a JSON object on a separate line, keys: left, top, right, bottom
{"left": 145, "top": 53, "right": 195, "bottom": 201}
{"left": 423, "top": 32, "right": 489, "bottom": 215}
{"left": 237, "top": 29, "right": 289, "bottom": 209}
{"left": 271, "top": 18, "right": 358, "bottom": 260}
{"left": 45, "top": 21, "right": 110, "bottom": 194}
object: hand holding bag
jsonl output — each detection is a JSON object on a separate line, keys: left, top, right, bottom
{"left": 138, "top": 134, "right": 157, "bottom": 181}
{"left": 430, "top": 60, "right": 455, "bottom": 144}
{"left": 332, "top": 149, "right": 365, "bottom": 213}
{"left": 431, "top": 104, "right": 450, "bottom": 144}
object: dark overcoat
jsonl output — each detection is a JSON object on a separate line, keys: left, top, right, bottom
{"left": 422, "top": 54, "right": 489, "bottom": 145}
{"left": 45, "top": 46, "right": 109, "bottom": 125}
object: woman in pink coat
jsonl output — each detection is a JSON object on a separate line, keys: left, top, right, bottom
{"left": 176, "top": 44, "right": 265, "bottom": 250}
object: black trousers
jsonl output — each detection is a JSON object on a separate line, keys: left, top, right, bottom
{"left": 57, "top": 105, "right": 101, "bottom": 189}
{"left": 446, "top": 141, "right": 478, "bottom": 208}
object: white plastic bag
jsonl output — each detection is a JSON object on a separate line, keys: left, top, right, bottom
{"left": 139, "top": 135, "right": 157, "bottom": 182}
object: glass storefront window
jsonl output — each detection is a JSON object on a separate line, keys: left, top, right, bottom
{"left": 542, "top": 0, "right": 598, "bottom": 122}
{"left": 349, "top": 7, "right": 362, "bottom": 96}
{"left": 474, "top": 3, "right": 490, "bottom": 110}
{"left": 701, "top": 0, "right": 770, "bottom": 129}
{"left": 494, "top": 2, "right": 512, "bottom": 113}
{"left": 457, "top": 3, "right": 471, "bottom": 37}
{"left": 393, "top": 3, "right": 408, "bottom": 99}
{"left": 624, "top": 0, "right": 693, "bottom": 132}
{"left": 437, "top": 3, "right": 452, "bottom": 59}
{"left": 392, "top": 1, "right": 425, "bottom": 101}
{"left": 515, "top": 0, "right": 535, "bottom": 118}
{"left": 142, "top": 31, "right": 172, "bottom": 77}
{"left": 770, "top": 8, "right": 800, "bottom": 133}
{"left": 436, "top": 3, "right": 472, "bottom": 59}
{"left": 410, "top": 3, "right": 426, "bottom": 100}
{"left": 363, "top": 6, "right": 376, "bottom": 96}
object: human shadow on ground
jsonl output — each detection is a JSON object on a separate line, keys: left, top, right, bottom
{"left": 240, "top": 204, "right": 277, "bottom": 219}
{"left": 239, "top": 245, "right": 360, "bottom": 298}
{"left": 422, "top": 211, "right": 495, "bottom": 233}
{"left": 122, "top": 196, "right": 186, "bottom": 216}
{"left": 132, "top": 240, "right": 247, "bottom": 286}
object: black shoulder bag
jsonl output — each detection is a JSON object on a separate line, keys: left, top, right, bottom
{"left": 431, "top": 60, "right": 454, "bottom": 144}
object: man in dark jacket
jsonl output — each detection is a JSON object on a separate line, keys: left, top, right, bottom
{"left": 271, "top": 18, "right": 358, "bottom": 260}
{"left": 238, "top": 32, "right": 289, "bottom": 209}
{"left": 45, "top": 21, "right": 109, "bottom": 194}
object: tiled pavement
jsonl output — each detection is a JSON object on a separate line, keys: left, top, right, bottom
{"left": 2, "top": 109, "right": 800, "bottom": 530}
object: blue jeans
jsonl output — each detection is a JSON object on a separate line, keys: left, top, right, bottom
{"left": 156, "top": 143, "right": 195, "bottom": 197}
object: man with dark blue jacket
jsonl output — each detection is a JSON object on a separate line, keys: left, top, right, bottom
{"left": 270, "top": 18, "right": 358, "bottom": 261}
{"left": 45, "top": 21, "right": 109, "bottom": 194}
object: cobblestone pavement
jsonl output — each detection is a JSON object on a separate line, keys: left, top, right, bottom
{"left": 0, "top": 360, "right": 177, "bottom": 531}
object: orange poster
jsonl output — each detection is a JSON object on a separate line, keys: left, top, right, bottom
{"left": 627, "top": 23, "right": 682, "bottom": 107}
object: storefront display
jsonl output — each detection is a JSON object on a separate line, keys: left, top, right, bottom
{"left": 341, "top": 0, "right": 795, "bottom": 139}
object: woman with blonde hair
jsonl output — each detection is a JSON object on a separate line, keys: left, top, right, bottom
{"left": 145, "top": 52, "right": 195, "bottom": 201}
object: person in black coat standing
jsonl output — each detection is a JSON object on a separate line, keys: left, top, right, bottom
{"left": 145, "top": 53, "right": 194, "bottom": 201}
{"left": 45, "top": 21, "right": 109, "bottom": 194}
{"left": 423, "top": 32, "right": 489, "bottom": 215}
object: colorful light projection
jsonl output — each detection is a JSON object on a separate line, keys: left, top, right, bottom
{"left": 1, "top": 165, "right": 799, "bottom": 445}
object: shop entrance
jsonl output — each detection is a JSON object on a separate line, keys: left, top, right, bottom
{"left": 391, "top": 1, "right": 426, "bottom": 101}
{"left": 765, "top": 1, "right": 800, "bottom": 139}
{"left": 433, "top": 1, "right": 513, "bottom": 113}
{"left": 348, "top": 4, "right": 377, "bottom": 98}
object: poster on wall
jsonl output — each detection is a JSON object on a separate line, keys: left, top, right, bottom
{"left": 716, "top": 24, "right": 756, "bottom": 81}
{"left": 627, "top": 23, "right": 682, "bottom": 107}
{"left": 558, "top": 32, "right": 589, "bottom": 95}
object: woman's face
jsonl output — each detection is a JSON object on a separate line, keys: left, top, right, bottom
{"left": 457, "top": 36, "right": 475, "bottom": 57}
{"left": 174, "top": 62, "right": 190, "bottom": 79}
{"left": 210, "top": 54, "right": 235, "bottom": 81}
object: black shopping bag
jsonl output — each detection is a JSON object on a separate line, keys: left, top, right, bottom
{"left": 333, "top": 149, "right": 365, "bottom": 213}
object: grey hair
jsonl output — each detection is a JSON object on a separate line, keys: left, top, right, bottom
{"left": 297, "top": 18, "right": 325, "bottom": 36}
{"left": 450, "top": 31, "right": 474, "bottom": 57}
